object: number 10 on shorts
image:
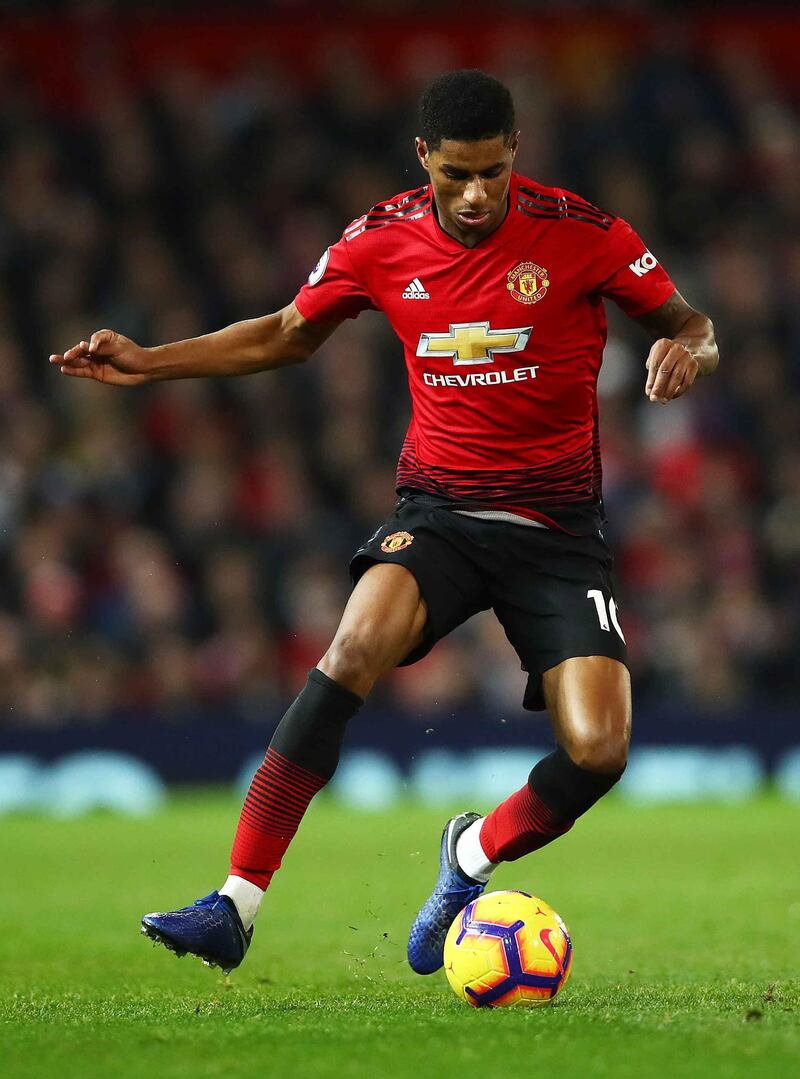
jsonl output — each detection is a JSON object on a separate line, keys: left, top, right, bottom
{"left": 586, "top": 589, "right": 626, "bottom": 643}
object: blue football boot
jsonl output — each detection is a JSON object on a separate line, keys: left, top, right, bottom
{"left": 407, "top": 811, "right": 486, "bottom": 975}
{"left": 141, "top": 891, "right": 252, "bottom": 974}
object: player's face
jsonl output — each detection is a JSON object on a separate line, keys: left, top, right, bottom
{"left": 416, "top": 133, "right": 519, "bottom": 246}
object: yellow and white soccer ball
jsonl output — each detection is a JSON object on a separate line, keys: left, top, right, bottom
{"left": 443, "top": 890, "right": 572, "bottom": 1008}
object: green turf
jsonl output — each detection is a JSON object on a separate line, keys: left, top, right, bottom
{"left": 1, "top": 792, "right": 798, "bottom": 1078}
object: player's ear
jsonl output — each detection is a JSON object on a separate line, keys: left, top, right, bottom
{"left": 508, "top": 131, "right": 520, "bottom": 159}
{"left": 415, "top": 137, "right": 431, "bottom": 173}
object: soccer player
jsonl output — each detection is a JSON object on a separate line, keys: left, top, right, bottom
{"left": 51, "top": 70, "right": 718, "bottom": 976}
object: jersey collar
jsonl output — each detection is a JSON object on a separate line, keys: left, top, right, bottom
{"left": 428, "top": 172, "right": 521, "bottom": 253}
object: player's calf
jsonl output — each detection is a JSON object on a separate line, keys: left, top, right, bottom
{"left": 141, "top": 668, "right": 363, "bottom": 971}
{"left": 475, "top": 744, "right": 627, "bottom": 866}
{"left": 141, "top": 566, "right": 426, "bottom": 972}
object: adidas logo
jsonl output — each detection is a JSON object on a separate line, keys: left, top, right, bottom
{"left": 402, "top": 277, "right": 430, "bottom": 300}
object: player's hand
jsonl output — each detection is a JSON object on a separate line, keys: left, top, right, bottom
{"left": 49, "top": 329, "right": 150, "bottom": 386}
{"left": 644, "top": 337, "right": 699, "bottom": 403}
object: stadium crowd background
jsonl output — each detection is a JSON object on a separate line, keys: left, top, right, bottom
{"left": 0, "top": 8, "right": 798, "bottom": 743}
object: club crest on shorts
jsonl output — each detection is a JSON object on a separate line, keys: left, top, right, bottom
{"left": 507, "top": 261, "right": 550, "bottom": 305}
{"left": 381, "top": 530, "right": 414, "bottom": 553}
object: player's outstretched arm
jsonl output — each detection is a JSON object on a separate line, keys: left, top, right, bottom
{"left": 634, "top": 290, "right": 718, "bottom": 404}
{"left": 49, "top": 303, "right": 339, "bottom": 386}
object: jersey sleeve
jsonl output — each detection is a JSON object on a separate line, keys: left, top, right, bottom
{"left": 293, "top": 234, "right": 376, "bottom": 323}
{"left": 591, "top": 217, "right": 676, "bottom": 317}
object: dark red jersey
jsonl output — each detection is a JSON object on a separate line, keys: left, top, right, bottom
{"left": 294, "top": 172, "right": 675, "bottom": 532}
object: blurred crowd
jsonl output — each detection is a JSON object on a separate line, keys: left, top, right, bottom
{"left": 1, "top": 15, "right": 799, "bottom": 730}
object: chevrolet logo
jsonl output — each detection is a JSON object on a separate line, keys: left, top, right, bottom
{"left": 416, "top": 321, "right": 533, "bottom": 366}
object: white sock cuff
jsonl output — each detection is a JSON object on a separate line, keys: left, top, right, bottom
{"left": 219, "top": 875, "right": 265, "bottom": 931}
{"left": 455, "top": 818, "right": 497, "bottom": 883}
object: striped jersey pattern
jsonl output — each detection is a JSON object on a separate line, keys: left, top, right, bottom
{"left": 396, "top": 435, "right": 601, "bottom": 524}
{"left": 516, "top": 186, "right": 615, "bottom": 230}
{"left": 345, "top": 186, "right": 432, "bottom": 242}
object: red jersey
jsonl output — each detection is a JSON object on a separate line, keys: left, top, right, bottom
{"left": 294, "top": 171, "right": 675, "bottom": 533}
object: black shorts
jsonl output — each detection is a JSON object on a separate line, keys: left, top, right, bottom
{"left": 350, "top": 492, "right": 628, "bottom": 711}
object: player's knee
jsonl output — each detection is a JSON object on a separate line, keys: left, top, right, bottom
{"left": 320, "top": 631, "right": 390, "bottom": 694}
{"left": 567, "top": 730, "right": 629, "bottom": 776}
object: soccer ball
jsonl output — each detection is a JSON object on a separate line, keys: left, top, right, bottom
{"left": 443, "top": 890, "right": 572, "bottom": 1008}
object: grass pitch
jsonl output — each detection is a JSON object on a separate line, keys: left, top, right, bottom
{"left": 1, "top": 791, "right": 798, "bottom": 1079}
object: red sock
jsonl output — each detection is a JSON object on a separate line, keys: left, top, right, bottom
{"left": 479, "top": 783, "right": 573, "bottom": 863}
{"left": 230, "top": 747, "right": 327, "bottom": 889}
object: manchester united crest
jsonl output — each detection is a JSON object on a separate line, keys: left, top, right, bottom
{"left": 380, "top": 531, "right": 414, "bottom": 553}
{"left": 507, "top": 262, "right": 550, "bottom": 305}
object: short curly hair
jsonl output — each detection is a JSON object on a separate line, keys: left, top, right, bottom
{"left": 418, "top": 70, "right": 515, "bottom": 151}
